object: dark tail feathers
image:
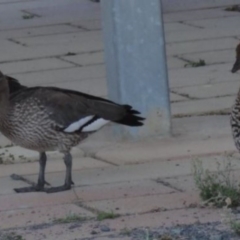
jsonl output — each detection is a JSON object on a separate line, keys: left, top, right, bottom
{"left": 114, "top": 105, "right": 145, "bottom": 127}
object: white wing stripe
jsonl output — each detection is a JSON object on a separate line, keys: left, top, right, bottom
{"left": 82, "top": 118, "right": 109, "bottom": 132}
{"left": 64, "top": 116, "right": 94, "bottom": 132}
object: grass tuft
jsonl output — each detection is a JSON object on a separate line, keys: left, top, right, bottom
{"left": 22, "top": 14, "right": 34, "bottom": 20}
{"left": 225, "top": 5, "right": 240, "bottom": 12}
{"left": 53, "top": 213, "right": 86, "bottom": 224}
{"left": 184, "top": 59, "right": 206, "bottom": 68}
{"left": 193, "top": 159, "right": 240, "bottom": 208}
{"left": 97, "top": 211, "right": 120, "bottom": 221}
{"left": 1, "top": 232, "right": 25, "bottom": 240}
{"left": 222, "top": 208, "right": 240, "bottom": 235}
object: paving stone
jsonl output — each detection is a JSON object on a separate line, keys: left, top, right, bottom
{"left": 162, "top": 175, "right": 197, "bottom": 192}
{"left": 44, "top": 77, "right": 107, "bottom": 97}
{"left": 180, "top": 49, "right": 235, "bottom": 65}
{"left": 61, "top": 51, "right": 104, "bottom": 66}
{"left": 170, "top": 92, "right": 187, "bottom": 102}
{"left": 169, "top": 63, "right": 238, "bottom": 88}
{"left": 164, "top": 8, "right": 240, "bottom": 22}
{"left": 172, "top": 115, "right": 231, "bottom": 139}
{"left": 187, "top": 16, "right": 240, "bottom": 29}
{"left": 16, "top": 30, "right": 102, "bottom": 46}
{"left": 74, "top": 179, "right": 175, "bottom": 202}
{"left": 1, "top": 58, "right": 74, "bottom": 75}
{"left": 167, "top": 56, "right": 186, "bottom": 69}
{"left": 105, "top": 208, "right": 222, "bottom": 229}
{"left": 0, "top": 203, "right": 94, "bottom": 229}
{"left": 95, "top": 135, "right": 236, "bottom": 165}
{"left": 172, "top": 81, "right": 239, "bottom": 99}
{"left": 0, "top": 146, "right": 84, "bottom": 164}
{"left": 166, "top": 27, "right": 240, "bottom": 44}
{"left": 71, "top": 19, "right": 102, "bottom": 30}
{"left": 172, "top": 95, "right": 234, "bottom": 116}
{"left": 0, "top": 156, "right": 110, "bottom": 179}
{"left": 0, "top": 176, "right": 29, "bottom": 195}
{"left": 25, "top": 151, "right": 239, "bottom": 188}
{"left": 163, "top": 0, "right": 240, "bottom": 12}
{"left": 86, "top": 192, "right": 199, "bottom": 215}
{"left": 164, "top": 22, "right": 198, "bottom": 32}
{"left": 166, "top": 38, "right": 239, "bottom": 56}
{"left": 0, "top": 190, "right": 77, "bottom": 211}
{"left": 0, "top": 24, "right": 82, "bottom": 39}
{"left": 0, "top": 34, "right": 104, "bottom": 62}
{"left": 13, "top": 65, "right": 105, "bottom": 85}
{"left": 25, "top": 1, "right": 101, "bottom": 22}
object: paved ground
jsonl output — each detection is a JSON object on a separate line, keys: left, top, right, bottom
{"left": 0, "top": 0, "right": 240, "bottom": 239}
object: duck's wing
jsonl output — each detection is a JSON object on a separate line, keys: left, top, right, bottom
{"left": 11, "top": 87, "right": 144, "bottom": 133}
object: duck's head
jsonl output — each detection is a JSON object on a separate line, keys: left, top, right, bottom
{"left": 232, "top": 43, "right": 240, "bottom": 73}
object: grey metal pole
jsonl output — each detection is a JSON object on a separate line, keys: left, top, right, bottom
{"left": 101, "top": 0, "right": 171, "bottom": 139}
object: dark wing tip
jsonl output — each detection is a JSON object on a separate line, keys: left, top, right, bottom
{"left": 115, "top": 105, "right": 145, "bottom": 127}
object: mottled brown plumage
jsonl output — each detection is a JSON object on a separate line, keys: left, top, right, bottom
{"left": 0, "top": 72, "right": 144, "bottom": 193}
{"left": 231, "top": 43, "right": 240, "bottom": 151}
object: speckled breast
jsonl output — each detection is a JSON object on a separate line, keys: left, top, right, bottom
{"left": 0, "top": 100, "right": 87, "bottom": 152}
{"left": 231, "top": 102, "right": 240, "bottom": 151}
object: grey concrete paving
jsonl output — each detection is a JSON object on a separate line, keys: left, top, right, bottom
{"left": 0, "top": 0, "right": 239, "bottom": 239}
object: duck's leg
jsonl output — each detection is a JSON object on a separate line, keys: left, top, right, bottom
{"left": 14, "top": 152, "right": 48, "bottom": 193}
{"left": 45, "top": 152, "right": 74, "bottom": 193}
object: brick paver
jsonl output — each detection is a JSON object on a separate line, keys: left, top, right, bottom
{"left": 0, "top": 0, "right": 239, "bottom": 239}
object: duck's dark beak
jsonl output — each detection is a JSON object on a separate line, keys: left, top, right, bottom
{"left": 232, "top": 58, "right": 240, "bottom": 73}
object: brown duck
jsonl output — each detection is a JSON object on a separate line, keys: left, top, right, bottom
{"left": 0, "top": 72, "right": 144, "bottom": 193}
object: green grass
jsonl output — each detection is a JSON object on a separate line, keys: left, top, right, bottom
{"left": 193, "top": 159, "right": 240, "bottom": 208}
{"left": 184, "top": 59, "right": 206, "bottom": 68}
{"left": 97, "top": 211, "right": 120, "bottom": 221}
{"left": 53, "top": 213, "right": 86, "bottom": 224}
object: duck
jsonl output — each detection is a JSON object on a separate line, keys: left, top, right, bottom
{"left": 0, "top": 72, "right": 144, "bottom": 193}
{"left": 230, "top": 43, "right": 240, "bottom": 152}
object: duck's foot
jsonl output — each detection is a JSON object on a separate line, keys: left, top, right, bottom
{"left": 45, "top": 184, "right": 71, "bottom": 193}
{"left": 14, "top": 185, "right": 45, "bottom": 193}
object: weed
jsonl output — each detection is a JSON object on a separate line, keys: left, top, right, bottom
{"left": 193, "top": 159, "right": 240, "bottom": 208}
{"left": 230, "top": 220, "right": 240, "bottom": 235}
{"left": 225, "top": 5, "right": 240, "bottom": 12}
{"left": 120, "top": 227, "right": 132, "bottom": 236}
{"left": 1, "top": 232, "right": 25, "bottom": 240}
{"left": 65, "top": 52, "right": 77, "bottom": 56}
{"left": 53, "top": 213, "right": 86, "bottom": 224}
{"left": 22, "top": 14, "right": 34, "bottom": 20}
{"left": 97, "top": 211, "right": 120, "bottom": 221}
{"left": 184, "top": 59, "right": 206, "bottom": 68}
{"left": 160, "top": 235, "right": 174, "bottom": 240}
{"left": 223, "top": 209, "right": 240, "bottom": 235}
{"left": 4, "top": 143, "right": 14, "bottom": 148}
{"left": 145, "top": 229, "right": 151, "bottom": 240}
